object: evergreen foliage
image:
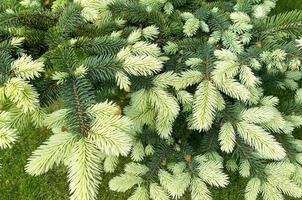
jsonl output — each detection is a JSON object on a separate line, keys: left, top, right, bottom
{"left": 1, "top": 0, "right": 302, "bottom": 200}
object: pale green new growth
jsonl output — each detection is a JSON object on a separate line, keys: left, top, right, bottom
{"left": 149, "top": 183, "right": 169, "bottom": 200}
{"left": 159, "top": 169, "right": 191, "bottom": 199}
{"left": 11, "top": 54, "right": 44, "bottom": 80}
{"left": 103, "top": 156, "right": 118, "bottom": 173}
{"left": 148, "top": 88, "right": 180, "bottom": 138}
{"left": 128, "top": 186, "right": 149, "bottom": 200}
{"left": 183, "top": 17, "right": 200, "bottom": 37}
{"left": 0, "top": 127, "right": 17, "bottom": 149}
{"left": 241, "top": 106, "right": 275, "bottom": 124}
{"left": 191, "top": 177, "right": 212, "bottom": 200}
{"left": 192, "top": 80, "right": 218, "bottom": 131}
{"left": 67, "top": 139, "right": 102, "bottom": 200}
{"left": 26, "top": 132, "right": 76, "bottom": 175}
{"left": 219, "top": 122, "right": 236, "bottom": 153}
{"left": 124, "top": 162, "right": 149, "bottom": 176}
{"left": 176, "top": 70, "right": 203, "bottom": 90}
{"left": 245, "top": 177, "right": 261, "bottom": 200}
{"left": 198, "top": 160, "right": 229, "bottom": 187}
{"left": 109, "top": 174, "right": 142, "bottom": 192}
{"left": 239, "top": 160, "right": 251, "bottom": 178}
{"left": 5, "top": 78, "right": 39, "bottom": 113}
{"left": 122, "top": 55, "right": 163, "bottom": 76}
{"left": 236, "top": 122, "right": 286, "bottom": 160}
{"left": 262, "top": 182, "right": 284, "bottom": 200}
{"left": 89, "top": 101, "right": 132, "bottom": 156}
{"left": 131, "top": 141, "right": 145, "bottom": 161}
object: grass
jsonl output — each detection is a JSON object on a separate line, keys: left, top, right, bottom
{"left": 1, "top": 1, "right": 302, "bottom": 199}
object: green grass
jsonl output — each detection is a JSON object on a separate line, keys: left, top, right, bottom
{"left": 1, "top": 1, "right": 302, "bottom": 199}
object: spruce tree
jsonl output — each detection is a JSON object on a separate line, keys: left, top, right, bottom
{"left": 1, "top": 0, "right": 302, "bottom": 200}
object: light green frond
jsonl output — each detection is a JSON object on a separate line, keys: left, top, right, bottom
{"left": 226, "top": 159, "right": 238, "bottom": 172}
{"left": 0, "top": 111, "right": 12, "bottom": 125}
{"left": 0, "top": 87, "right": 5, "bottom": 104}
{"left": 294, "top": 140, "right": 302, "bottom": 152}
{"left": 10, "top": 37, "right": 25, "bottom": 47}
{"left": 149, "top": 183, "right": 170, "bottom": 200}
{"left": 219, "top": 122, "right": 236, "bottom": 153}
{"left": 262, "top": 182, "right": 284, "bottom": 200}
{"left": 109, "top": 174, "right": 142, "bottom": 192}
{"left": 11, "top": 54, "right": 44, "bottom": 80}
{"left": 293, "top": 165, "right": 302, "bottom": 187}
{"left": 127, "top": 29, "right": 142, "bottom": 44}
{"left": 221, "top": 31, "right": 243, "bottom": 53}
{"left": 195, "top": 152, "right": 223, "bottom": 163}
{"left": 164, "top": 2, "right": 173, "bottom": 15}
{"left": 142, "top": 25, "right": 159, "bottom": 40}
{"left": 51, "top": 71, "right": 69, "bottom": 84}
{"left": 159, "top": 169, "right": 191, "bottom": 199}
{"left": 43, "top": 109, "right": 68, "bottom": 129}
{"left": 145, "top": 144, "right": 155, "bottom": 156}
{"left": 183, "top": 17, "right": 200, "bottom": 37}
{"left": 89, "top": 110, "right": 132, "bottom": 156}
{"left": 67, "top": 139, "right": 102, "bottom": 200}
{"left": 239, "top": 160, "right": 250, "bottom": 178}
{"left": 163, "top": 42, "right": 178, "bottom": 55}
{"left": 198, "top": 160, "right": 229, "bottom": 187}
{"left": 286, "top": 115, "right": 302, "bottom": 128}
{"left": 295, "top": 88, "right": 302, "bottom": 104}
{"left": 214, "top": 49, "right": 238, "bottom": 61}
{"left": 239, "top": 66, "right": 259, "bottom": 87}
{"left": 122, "top": 55, "right": 163, "bottom": 76}
{"left": 89, "top": 101, "right": 120, "bottom": 117}
{"left": 245, "top": 177, "right": 261, "bottom": 200}
{"left": 126, "top": 89, "right": 150, "bottom": 112}
{"left": 236, "top": 122, "right": 286, "bottom": 160}
{"left": 104, "top": 156, "right": 119, "bottom": 173}
{"left": 175, "top": 70, "right": 203, "bottom": 90}
{"left": 175, "top": 90, "right": 193, "bottom": 112}
{"left": 117, "top": 47, "right": 132, "bottom": 61}
{"left": 260, "top": 109, "right": 287, "bottom": 133}
{"left": 200, "top": 20, "right": 209, "bottom": 32}
{"left": 8, "top": 107, "right": 32, "bottom": 130}
{"left": 265, "top": 162, "right": 296, "bottom": 178}
{"left": 185, "top": 58, "right": 203, "bottom": 68}
{"left": 192, "top": 80, "right": 218, "bottom": 131}
{"left": 267, "top": 176, "right": 302, "bottom": 198}
{"left": 26, "top": 132, "right": 76, "bottom": 176}
{"left": 153, "top": 72, "right": 178, "bottom": 88}
{"left": 296, "top": 153, "right": 302, "bottom": 165}
{"left": 241, "top": 106, "right": 275, "bottom": 124}
{"left": 0, "top": 127, "right": 17, "bottom": 149}
{"left": 191, "top": 177, "right": 212, "bottom": 200}
{"left": 214, "top": 78, "right": 250, "bottom": 102}
{"left": 125, "top": 162, "right": 149, "bottom": 176}
{"left": 31, "top": 108, "right": 46, "bottom": 128}
{"left": 128, "top": 186, "right": 149, "bottom": 200}
{"left": 216, "top": 92, "right": 226, "bottom": 111}
{"left": 260, "top": 96, "right": 279, "bottom": 107}
{"left": 211, "top": 61, "right": 237, "bottom": 77}
{"left": 131, "top": 41, "right": 161, "bottom": 57}
{"left": 5, "top": 78, "right": 39, "bottom": 113}
{"left": 148, "top": 88, "right": 179, "bottom": 138}
{"left": 116, "top": 71, "right": 131, "bottom": 92}
{"left": 168, "top": 162, "right": 186, "bottom": 174}
{"left": 131, "top": 141, "right": 145, "bottom": 161}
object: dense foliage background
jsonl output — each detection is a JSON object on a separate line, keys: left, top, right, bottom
{"left": 0, "top": 0, "right": 302, "bottom": 200}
